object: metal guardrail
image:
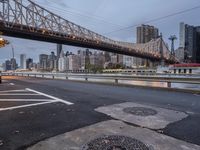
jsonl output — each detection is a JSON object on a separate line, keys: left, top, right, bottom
{"left": 2, "top": 72, "right": 200, "bottom": 88}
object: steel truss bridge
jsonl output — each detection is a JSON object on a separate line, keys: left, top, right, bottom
{"left": 0, "top": 0, "right": 178, "bottom": 63}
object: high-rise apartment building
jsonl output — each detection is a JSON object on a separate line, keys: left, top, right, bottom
{"left": 135, "top": 24, "right": 159, "bottom": 67}
{"left": 26, "top": 58, "right": 33, "bottom": 69}
{"left": 137, "top": 24, "right": 159, "bottom": 44}
{"left": 57, "top": 44, "right": 62, "bottom": 58}
{"left": 48, "top": 51, "right": 56, "bottom": 71}
{"left": 68, "top": 55, "right": 81, "bottom": 71}
{"left": 10, "top": 58, "right": 17, "bottom": 70}
{"left": 196, "top": 27, "right": 200, "bottom": 62}
{"left": 90, "top": 52, "right": 105, "bottom": 68}
{"left": 179, "top": 22, "right": 185, "bottom": 48}
{"left": 20, "top": 54, "right": 26, "bottom": 69}
{"left": 5, "top": 60, "right": 11, "bottom": 71}
{"left": 39, "top": 54, "right": 48, "bottom": 70}
{"left": 58, "top": 50, "right": 68, "bottom": 72}
{"left": 179, "top": 22, "right": 200, "bottom": 63}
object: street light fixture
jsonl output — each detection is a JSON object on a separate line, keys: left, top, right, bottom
{"left": 0, "top": 37, "right": 9, "bottom": 48}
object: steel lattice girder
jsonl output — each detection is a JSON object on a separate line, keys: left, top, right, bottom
{"left": 0, "top": 0, "right": 178, "bottom": 63}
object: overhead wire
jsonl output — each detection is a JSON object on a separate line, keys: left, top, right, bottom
{"left": 33, "top": 0, "right": 200, "bottom": 38}
{"left": 34, "top": 0, "right": 125, "bottom": 29}
{"left": 104, "top": 4, "right": 200, "bottom": 35}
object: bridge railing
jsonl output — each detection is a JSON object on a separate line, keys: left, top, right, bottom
{"left": 2, "top": 72, "right": 200, "bottom": 91}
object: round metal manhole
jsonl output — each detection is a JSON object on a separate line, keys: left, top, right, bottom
{"left": 82, "top": 135, "right": 150, "bottom": 150}
{"left": 123, "top": 107, "right": 157, "bottom": 116}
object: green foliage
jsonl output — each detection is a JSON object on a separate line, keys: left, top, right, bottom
{"left": 87, "top": 64, "right": 103, "bottom": 73}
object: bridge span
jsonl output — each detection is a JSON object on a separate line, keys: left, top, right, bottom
{"left": 0, "top": 0, "right": 177, "bottom": 63}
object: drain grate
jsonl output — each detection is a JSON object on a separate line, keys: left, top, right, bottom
{"left": 82, "top": 135, "right": 150, "bottom": 150}
{"left": 123, "top": 107, "right": 157, "bottom": 116}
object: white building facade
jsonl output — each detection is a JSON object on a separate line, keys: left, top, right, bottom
{"left": 20, "top": 54, "right": 26, "bottom": 69}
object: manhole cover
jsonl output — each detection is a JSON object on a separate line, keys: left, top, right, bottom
{"left": 123, "top": 107, "right": 157, "bottom": 116}
{"left": 82, "top": 135, "right": 150, "bottom": 150}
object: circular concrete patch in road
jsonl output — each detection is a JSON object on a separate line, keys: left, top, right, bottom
{"left": 123, "top": 107, "right": 157, "bottom": 116}
{"left": 82, "top": 135, "right": 150, "bottom": 150}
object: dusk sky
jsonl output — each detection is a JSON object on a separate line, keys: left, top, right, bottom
{"left": 0, "top": 0, "right": 200, "bottom": 64}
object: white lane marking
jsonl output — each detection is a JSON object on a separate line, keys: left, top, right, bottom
{"left": 9, "top": 83, "right": 15, "bottom": 86}
{"left": 193, "top": 94, "right": 200, "bottom": 97}
{"left": 0, "top": 90, "right": 27, "bottom": 93}
{"left": 0, "top": 101, "right": 58, "bottom": 112}
{"left": 26, "top": 88, "right": 74, "bottom": 105}
{"left": 0, "top": 99, "right": 53, "bottom": 102}
{"left": 0, "top": 94, "right": 40, "bottom": 96}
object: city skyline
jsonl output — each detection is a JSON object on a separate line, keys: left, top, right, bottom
{"left": 0, "top": 0, "right": 200, "bottom": 64}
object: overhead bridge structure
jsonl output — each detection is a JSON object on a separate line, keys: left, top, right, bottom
{"left": 0, "top": 0, "right": 178, "bottom": 63}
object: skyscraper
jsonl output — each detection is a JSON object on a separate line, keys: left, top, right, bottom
{"left": 179, "top": 22, "right": 185, "bottom": 48}
{"left": 49, "top": 52, "right": 56, "bottom": 71}
{"left": 196, "top": 27, "right": 200, "bottom": 62}
{"left": 5, "top": 60, "right": 11, "bottom": 71}
{"left": 137, "top": 24, "right": 159, "bottom": 44}
{"left": 58, "top": 50, "right": 68, "bottom": 72}
{"left": 135, "top": 25, "right": 159, "bottom": 67}
{"left": 68, "top": 55, "right": 81, "bottom": 71}
{"left": 39, "top": 54, "right": 48, "bottom": 70}
{"left": 179, "top": 22, "right": 200, "bottom": 63}
{"left": 26, "top": 58, "right": 33, "bottom": 69}
{"left": 10, "top": 58, "right": 17, "bottom": 70}
{"left": 57, "top": 44, "right": 62, "bottom": 58}
{"left": 20, "top": 54, "right": 26, "bottom": 69}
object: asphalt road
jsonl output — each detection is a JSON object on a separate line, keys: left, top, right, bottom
{"left": 0, "top": 76, "right": 200, "bottom": 150}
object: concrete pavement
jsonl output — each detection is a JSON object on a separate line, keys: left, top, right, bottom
{"left": 27, "top": 120, "right": 200, "bottom": 150}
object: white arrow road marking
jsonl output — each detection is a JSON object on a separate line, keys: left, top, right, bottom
{"left": 0, "top": 99, "right": 53, "bottom": 102}
{"left": 0, "top": 101, "right": 59, "bottom": 111}
{"left": 0, "top": 90, "right": 27, "bottom": 93}
{"left": 26, "top": 88, "right": 74, "bottom": 105}
{"left": 0, "top": 94, "right": 39, "bottom": 96}
{"left": 0, "top": 88, "right": 74, "bottom": 112}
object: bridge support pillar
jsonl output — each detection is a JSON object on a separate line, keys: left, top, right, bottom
{"left": 159, "top": 34, "right": 166, "bottom": 67}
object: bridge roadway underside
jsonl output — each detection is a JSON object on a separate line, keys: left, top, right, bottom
{"left": 0, "top": 22, "right": 167, "bottom": 63}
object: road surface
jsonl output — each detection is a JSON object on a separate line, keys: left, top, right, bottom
{"left": 0, "top": 76, "right": 200, "bottom": 150}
